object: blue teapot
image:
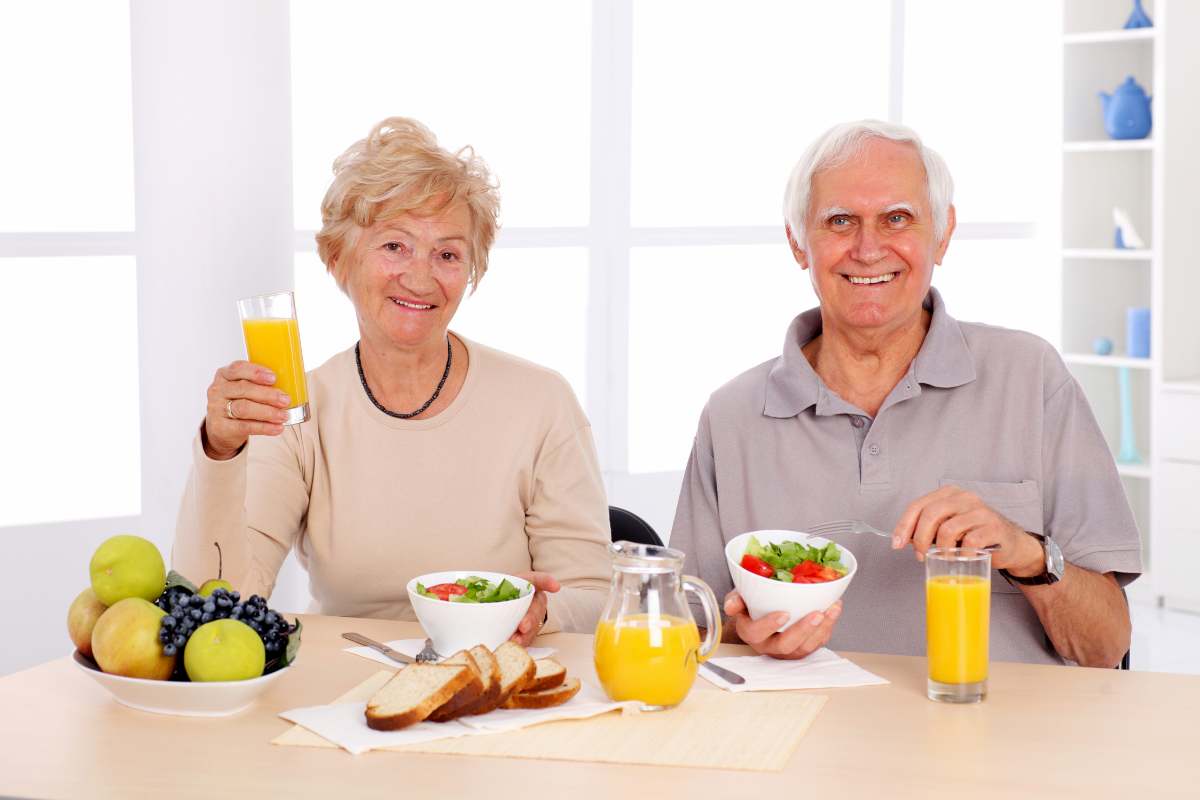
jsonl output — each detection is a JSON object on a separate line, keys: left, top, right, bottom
{"left": 1099, "top": 76, "right": 1152, "bottom": 140}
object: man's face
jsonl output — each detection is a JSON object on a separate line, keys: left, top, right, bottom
{"left": 791, "top": 137, "right": 954, "bottom": 333}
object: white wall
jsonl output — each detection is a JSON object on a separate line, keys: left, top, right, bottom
{"left": 0, "top": 0, "right": 297, "bottom": 676}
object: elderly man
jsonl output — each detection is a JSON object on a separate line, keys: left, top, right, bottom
{"left": 670, "top": 120, "right": 1140, "bottom": 667}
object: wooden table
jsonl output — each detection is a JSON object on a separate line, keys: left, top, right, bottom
{"left": 2, "top": 614, "right": 1196, "bottom": 799}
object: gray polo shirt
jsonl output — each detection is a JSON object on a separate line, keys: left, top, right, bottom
{"left": 670, "top": 288, "right": 1142, "bottom": 665}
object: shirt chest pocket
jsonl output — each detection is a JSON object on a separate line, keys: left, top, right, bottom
{"left": 938, "top": 478, "right": 1043, "bottom": 595}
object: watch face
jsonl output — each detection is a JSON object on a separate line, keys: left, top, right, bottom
{"left": 1046, "top": 537, "right": 1065, "bottom": 579}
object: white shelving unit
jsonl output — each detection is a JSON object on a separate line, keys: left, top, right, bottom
{"left": 1062, "top": 0, "right": 1200, "bottom": 610}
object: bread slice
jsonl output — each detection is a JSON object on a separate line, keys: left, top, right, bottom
{"left": 365, "top": 663, "right": 473, "bottom": 731}
{"left": 526, "top": 658, "right": 567, "bottom": 692}
{"left": 471, "top": 641, "right": 535, "bottom": 714}
{"left": 503, "top": 677, "right": 581, "bottom": 710}
{"left": 425, "top": 649, "right": 487, "bottom": 723}
{"left": 453, "top": 645, "right": 501, "bottom": 717}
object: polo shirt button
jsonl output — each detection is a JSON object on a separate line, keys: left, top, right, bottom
{"left": 851, "top": 417, "right": 865, "bottom": 429}
{"left": 868, "top": 444, "right": 881, "bottom": 456}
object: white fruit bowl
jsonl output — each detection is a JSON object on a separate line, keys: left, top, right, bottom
{"left": 73, "top": 651, "right": 294, "bottom": 717}
{"left": 407, "top": 571, "right": 534, "bottom": 656}
{"left": 725, "top": 530, "right": 858, "bottom": 633}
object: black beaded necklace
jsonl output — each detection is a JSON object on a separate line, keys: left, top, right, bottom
{"left": 355, "top": 338, "right": 452, "bottom": 419}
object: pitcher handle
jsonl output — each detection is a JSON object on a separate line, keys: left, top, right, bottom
{"left": 682, "top": 575, "right": 721, "bottom": 663}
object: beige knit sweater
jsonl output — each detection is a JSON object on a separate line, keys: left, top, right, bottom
{"left": 173, "top": 336, "right": 612, "bottom": 634}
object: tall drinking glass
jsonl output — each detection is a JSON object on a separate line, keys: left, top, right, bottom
{"left": 237, "top": 291, "right": 309, "bottom": 425}
{"left": 925, "top": 547, "right": 990, "bottom": 703}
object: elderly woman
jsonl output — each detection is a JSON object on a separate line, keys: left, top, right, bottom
{"left": 671, "top": 120, "right": 1140, "bottom": 667}
{"left": 174, "top": 117, "right": 610, "bottom": 643}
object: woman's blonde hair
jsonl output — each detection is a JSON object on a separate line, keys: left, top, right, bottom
{"left": 316, "top": 117, "right": 500, "bottom": 291}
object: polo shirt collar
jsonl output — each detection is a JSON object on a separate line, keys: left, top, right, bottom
{"left": 763, "top": 286, "right": 977, "bottom": 419}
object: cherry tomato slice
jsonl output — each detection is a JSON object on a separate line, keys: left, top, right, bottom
{"left": 792, "top": 560, "right": 822, "bottom": 578}
{"left": 740, "top": 554, "right": 775, "bottom": 578}
{"left": 426, "top": 582, "right": 468, "bottom": 601}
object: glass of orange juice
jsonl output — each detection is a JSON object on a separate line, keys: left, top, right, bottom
{"left": 926, "top": 547, "right": 991, "bottom": 703}
{"left": 236, "top": 291, "right": 309, "bottom": 425}
{"left": 594, "top": 541, "right": 721, "bottom": 711}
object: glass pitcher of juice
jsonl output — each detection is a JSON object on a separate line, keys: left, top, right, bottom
{"left": 594, "top": 541, "right": 721, "bottom": 711}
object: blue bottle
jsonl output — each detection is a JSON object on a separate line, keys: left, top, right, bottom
{"left": 1099, "top": 76, "right": 1152, "bottom": 140}
{"left": 1124, "top": 0, "right": 1153, "bottom": 29}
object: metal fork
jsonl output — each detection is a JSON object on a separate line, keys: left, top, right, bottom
{"left": 415, "top": 638, "right": 440, "bottom": 663}
{"left": 804, "top": 519, "right": 1000, "bottom": 550}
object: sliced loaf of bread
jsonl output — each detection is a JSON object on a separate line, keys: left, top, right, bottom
{"left": 364, "top": 663, "right": 473, "bottom": 731}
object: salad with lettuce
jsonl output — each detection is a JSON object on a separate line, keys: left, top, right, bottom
{"left": 740, "top": 536, "right": 848, "bottom": 584}
{"left": 416, "top": 576, "right": 531, "bottom": 603}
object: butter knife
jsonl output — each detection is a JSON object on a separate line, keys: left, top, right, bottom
{"left": 342, "top": 632, "right": 413, "bottom": 665}
{"left": 701, "top": 660, "right": 746, "bottom": 685}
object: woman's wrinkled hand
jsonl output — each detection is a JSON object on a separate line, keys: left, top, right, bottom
{"left": 203, "top": 361, "right": 292, "bottom": 460}
{"left": 723, "top": 590, "right": 842, "bottom": 660}
{"left": 509, "top": 571, "right": 561, "bottom": 646}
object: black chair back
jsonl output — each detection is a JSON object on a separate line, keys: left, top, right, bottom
{"left": 608, "top": 506, "right": 663, "bottom": 548}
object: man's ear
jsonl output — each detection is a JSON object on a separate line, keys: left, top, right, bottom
{"left": 934, "top": 204, "right": 956, "bottom": 265}
{"left": 785, "top": 224, "right": 808, "bottom": 269}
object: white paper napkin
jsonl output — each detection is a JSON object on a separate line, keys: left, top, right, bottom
{"left": 343, "top": 638, "right": 556, "bottom": 667}
{"left": 699, "top": 647, "right": 889, "bottom": 692}
{"left": 279, "top": 682, "right": 635, "bottom": 755}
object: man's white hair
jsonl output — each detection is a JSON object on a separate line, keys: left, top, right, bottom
{"left": 782, "top": 119, "right": 955, "bottom": 245}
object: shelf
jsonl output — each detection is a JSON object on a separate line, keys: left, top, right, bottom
{"left": 1063, "top": 354, "right": 1153, "bottom": 369}
{"left": 1116, "top": 463, "right": 1153, "bottom": 480}
{"left": 1063, "top": 28, "right": 1157, "bottom": 45}
{"left": 1063, "top": 139, "right": 1155, "bottom": 152}
{"left": 1062, "top": 248, "right": 1152, "bottom": 261}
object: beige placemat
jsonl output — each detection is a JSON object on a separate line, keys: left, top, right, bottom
{"left": 274, "top": 670, "right": 827, "bottom": 771}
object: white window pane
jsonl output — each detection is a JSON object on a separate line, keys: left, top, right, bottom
{"left": 632, "top": 1, "right": 891, "bottom": 227}
{"left": 904, "top": 1, "right": 1058, "bottom": 224}
{"left": 0, "top": 258, "right": 140, "bottom": 526}
{"left": 0, "top": 3, "right": 134, "bottom": 231}
{"left": 294, "top": 253, "right": 359, "bottom": 371}
{"left": 291, "top": 1, "right": 590, "bottom": 231}
{"left": 932, "top": 238, "right": 1059, "bottom": 347}
{"left": 455, "top": 248, "right": 589, "bottom": 405}
{"left": 294, "top": 248, "right": 589, "bottom": 407}
{"left": 628, "top": 244, "right": 815, "bottom": 474}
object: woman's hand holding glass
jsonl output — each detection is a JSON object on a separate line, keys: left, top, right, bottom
{"left": 202, "top": 361, "right": 293, "bottom": 460}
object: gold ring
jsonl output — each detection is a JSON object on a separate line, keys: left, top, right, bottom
{"left": 225, "top": 399, "right": 237, "bottom": 420}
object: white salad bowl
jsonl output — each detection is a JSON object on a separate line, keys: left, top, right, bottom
{"left": 72, "top": 651, "right": 294, "bottom": 717}
{"left": 407, "top": 571, "right": 534, "bottom": 655}
{"left": 724, "top": 530, "right": 858, "bottom": 633}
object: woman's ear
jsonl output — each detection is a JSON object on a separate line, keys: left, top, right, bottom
{"left": 785, "top": 224, "right": 809, "bottom": 269}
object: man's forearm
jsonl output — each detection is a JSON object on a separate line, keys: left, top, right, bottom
{"left": 1018, "top": 564, "right": 1130, "bottom": 668}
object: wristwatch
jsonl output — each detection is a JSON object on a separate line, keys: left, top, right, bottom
{"left": 1000, "top": 533, "right": 1063, "bottom": 585}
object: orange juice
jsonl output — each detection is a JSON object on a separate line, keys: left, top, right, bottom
{"left": 926, "top": 575, "right": 989, "bottom": 685}
{"left": 242, "top": 318, "right": 308, "bottom": 408}
{"left": 594, "top": 614, "right": 700, "bottom": 708}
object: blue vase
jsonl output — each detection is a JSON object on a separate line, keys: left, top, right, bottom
{"left": 1099, "top": 76, "right": 1152, "bottom": 140}
{"left": 1124, "top": 0, "right": 1153, "bottom": 29}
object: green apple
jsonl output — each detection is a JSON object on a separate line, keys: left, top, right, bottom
{"left": 184, "top": 619, "right": 265, "bottom": 682}
{"left": 197, "top": 579, "right": 233, "bottom": 597}
{"left": 91, "top": 598, "right": 175, "bottom": 680}
{"left": 67, "top": 588, "right": 107, "bottom": 658}
{"left": 89, "top": 535, "right": 166, "bottom": 606}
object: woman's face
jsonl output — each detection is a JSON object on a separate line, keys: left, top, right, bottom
{"left": 792, "top": 137, "right": 954, "bottom": 333}
{"left": 343, "top": 202, "right": 473, "bottom": 352}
